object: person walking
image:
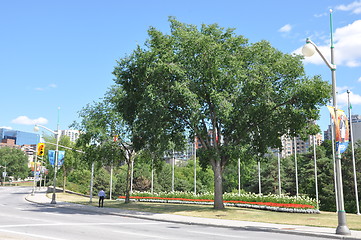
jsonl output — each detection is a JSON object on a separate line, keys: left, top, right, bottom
{"left": 98, "top": 189, "right": 106, "bottom": 207}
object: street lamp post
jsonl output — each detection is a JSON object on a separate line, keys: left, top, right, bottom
{"left": 347, "top": 90, "right": 360, "bottom": 215}
{"left": 32, "top": 148, "right": 38, "bottom": 196}
{"left": 34, "top": 124, "right": 60, "bottom": 204}
{"left": 302, "top": 9, "right": 350, "bottom": 235}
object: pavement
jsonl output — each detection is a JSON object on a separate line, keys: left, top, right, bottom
{"left": 25, "top": 189, "right": 361, "bottom": 240}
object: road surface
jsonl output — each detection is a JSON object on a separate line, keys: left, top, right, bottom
{"left": 0, "top": 187, "right": 330, "bottom": 240}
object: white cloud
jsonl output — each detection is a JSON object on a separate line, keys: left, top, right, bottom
{"left": 34, "top": 83, "right": 57, "bottom": 91}
{"left": 335, "top": 1, "right": 361, "bottom": 14}
{"left": 337, "top": 86, "right": 351, "bottom": 93}
{"left": 294, "top": 20, "right": 361, "bottom": 67}
{"left": 11, "top": 116, "right": 48, "bottom": 125}
{"left": 314, "top": 13, "right": 327, "bottom": 18}
{"left": 358, "top": 77, "right": 361, "bottom": 82}
{"left": 0, "top": 126, "right": 12, "bottom": 130}
{"left": 279, "top": 24, "right": 292, "bottom": 33}
{"left": 337, "top": 91, "right": 361, "bottom": 107}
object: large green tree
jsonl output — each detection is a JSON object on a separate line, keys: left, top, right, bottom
{"left": 0, "top": 147, "right": 29, "bottom": 181}
{"left": 111, "top": 18, "right": 331, "bottom": 209}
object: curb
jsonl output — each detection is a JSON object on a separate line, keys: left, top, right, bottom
{"left": 25, "top": 193, "right": 360, "bottom": 240}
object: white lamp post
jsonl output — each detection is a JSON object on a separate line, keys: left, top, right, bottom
{"left": 34, "top": 124, "right": 60, "bottom": 204}
{"left": 347, "top": 90, "right": 360, "bottom": 215}
{"left": 302, "top": 10, "right": 350, "bottom": 235}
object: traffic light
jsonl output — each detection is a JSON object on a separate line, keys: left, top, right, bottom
{"left": 37, "top": 143, "right": 45, "bottom": 156}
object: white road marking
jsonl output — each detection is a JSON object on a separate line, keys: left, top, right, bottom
{"left": 42, "top": 212, "right": 72, "bottom": 217}
{"left": 0, "top": 222, "right": 162, "bottom": 228}
{"left": 188, "top": 230, "right": 247, "bottom": 238}
{"left": 112, "top": 229, "right": 170, "bottom": 239}
{"left": 0, "top": 213, "right": 47, "bottom": 222}
{"left": 0, "top": 229, "right": 66, "bottom": 240}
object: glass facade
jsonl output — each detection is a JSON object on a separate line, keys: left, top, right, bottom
{"left": 0, "top": 128, "right": 40, "bottom": 146}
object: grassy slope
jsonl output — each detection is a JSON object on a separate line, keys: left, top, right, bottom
{"left": 52, "top": 193, "right": 361, "bottom": 231}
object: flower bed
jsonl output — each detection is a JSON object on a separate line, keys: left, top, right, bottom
{"left": 117, "top": 191, "right": 320, "bottom": 214}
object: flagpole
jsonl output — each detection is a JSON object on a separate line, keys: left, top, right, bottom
{"left": 294, "top": 137, "right": 299, "bottom": 197}
{"left": 313, "top": 135, "right": 319, "bottom": 209}
{"left": 278, "top": 151, "right": 281, "bottom": 196}
{"left": 347, "top": 90, "right": 360, "bottom": 215}
{"left": 194, "top": 136, "right": 197, "bottom": 195}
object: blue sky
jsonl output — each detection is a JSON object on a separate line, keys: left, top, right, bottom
{"left": 1, "top": 0, "right": 361, "bottom": 137}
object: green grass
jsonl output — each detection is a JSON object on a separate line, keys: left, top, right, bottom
{"left": 53, "top": 193, "right": 361, "bottom": 231}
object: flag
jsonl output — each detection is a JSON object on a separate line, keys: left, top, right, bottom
{"left": 58, "top": 151, "right": 65, "bottom": 167}
{"left": 327, "top": 106, "right": 349, "bottom": 154}
{"left": 48, "top": 150, "right": 55, "bottom": 166}
{"left": 48, "top": 150, "right": 65, "bottom": 167}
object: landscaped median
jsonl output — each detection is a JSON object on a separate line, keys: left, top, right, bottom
{"left": 118, "top": 191, "right": 319, "bottom": 214}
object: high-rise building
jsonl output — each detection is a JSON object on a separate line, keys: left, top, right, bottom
{"left": 280, "top": 133, "right": 322, "bottom": 158}
{"left": 60, "top": 129, "right": 80, "bottom": 142}
{"left": 324, "top": 124, "right": 333, "bottom": 141}
{"left": 351, "top": 115, "right": 361, "bottom": 143}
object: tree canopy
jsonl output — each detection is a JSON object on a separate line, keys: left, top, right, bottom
{"left": 109, "top": 18, "right": 331, "bottom": 209}
{"left": 0, "top": 147, "right": 29, "bottom": 181}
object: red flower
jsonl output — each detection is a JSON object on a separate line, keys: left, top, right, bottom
{"left": 118, "top": 196, "right": 314, "bottom": 209}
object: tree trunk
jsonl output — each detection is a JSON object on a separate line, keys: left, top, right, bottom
{"left": 212, "top": 159, "right": 224, "bottom": 209}
{"left": 125, "top": 160, "right": 131, "bottom": 203}
{"left": 63, "top": 165, "right": 66, "bottom": 193}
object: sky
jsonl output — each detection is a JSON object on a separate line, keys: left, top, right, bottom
{"left": 1, "top": 0, "right": 361, "bottom": 138}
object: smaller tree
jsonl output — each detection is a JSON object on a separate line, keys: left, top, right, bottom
{"left": 0, "top": 147, "right": 29, "bottom": 181}
{"left": 73, "top": 91, "right": 137, "bottom": 203}
{"left": 43, "top": 135, "right": 79, "bottom": 192}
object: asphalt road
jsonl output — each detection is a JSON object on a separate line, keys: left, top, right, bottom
{"left": 0, "top": 186, "right": 330, "bottom": 240}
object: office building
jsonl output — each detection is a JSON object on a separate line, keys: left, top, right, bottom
{"left": 0, "top": 128, "right": 40, "bottom": 146}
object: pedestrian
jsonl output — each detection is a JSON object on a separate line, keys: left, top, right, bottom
{"left": 98, "top": 189, "right": 106, "bottom": 207}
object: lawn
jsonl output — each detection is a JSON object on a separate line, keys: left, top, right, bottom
{"left": 52, "top": 192, "right": 361, "bottom": 231}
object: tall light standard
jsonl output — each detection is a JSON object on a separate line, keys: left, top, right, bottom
{"left": 34, "top": 124, "right": 60, "bottom": 204}
{"left": 302, "top": 9, "right": 350, "bottom": 235}
{"left": 347, "top": 90, "right": 360, "bottom": 215}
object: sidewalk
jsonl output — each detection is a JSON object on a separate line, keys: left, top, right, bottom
{"left": 26, "top": 189, "right": 361, "bottom": 240}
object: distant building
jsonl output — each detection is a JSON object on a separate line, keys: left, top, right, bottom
{"left": 165, "top": 140, "right": 197, "bottom": 165}
{"left": 60, "top": 129, "right": 80, "bottom": 142}
{"left": 280, "top": 133, "right": 322, "bottom": 158}
{"left": 0, "top": 138, "right": 20, "bottom": 149}
{"left": 0, "top": 128, "right": 40, "bottom": 146}
{"left": 351, "top": 115, "right": 361, "bottom": 143}
{"left": 0, "top": 129, "right": 38, "bottom": 165}
{"left": 323, "top": 125, "right": 332, "bottom": 141}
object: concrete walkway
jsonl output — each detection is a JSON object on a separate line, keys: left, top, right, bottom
{"left": 25, "top": 189, "right": 361, "bottom": 240}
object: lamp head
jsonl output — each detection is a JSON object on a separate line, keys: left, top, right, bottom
{"left": 33, "top": 125, "right": 40, "bottom": 132}
{"left": 302, "top": 43, "right": 316, "bottom": 57}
